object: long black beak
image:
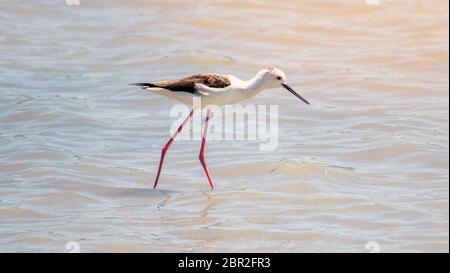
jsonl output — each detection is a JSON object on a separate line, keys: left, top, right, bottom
{"left": 281, "top": 83, "right": 310, "bottom": 105}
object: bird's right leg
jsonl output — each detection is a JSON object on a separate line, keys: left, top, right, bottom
{"left": 199, "top": 108, "right": 215, "bottom": 189}
{"left": 153, "top": 109, "right": 194, "bottom": 189}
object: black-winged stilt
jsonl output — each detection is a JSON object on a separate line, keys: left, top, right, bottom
{"left": 132, "top": 67, "right": 310, "bottom": 189}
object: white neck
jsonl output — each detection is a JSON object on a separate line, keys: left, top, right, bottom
{"left": 242, "top": 73, "right": 267, "bottom": 92}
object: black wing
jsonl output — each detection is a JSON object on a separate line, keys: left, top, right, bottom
{"left": 131, "top": 73, "right": 231, "bottom": 94}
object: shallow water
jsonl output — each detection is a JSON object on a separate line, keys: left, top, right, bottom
{"left": 0, "top": 0, "right": 448, "bottom": 252}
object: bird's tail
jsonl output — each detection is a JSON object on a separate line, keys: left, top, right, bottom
{"left": 129, "top": 83, "right": 159, "bottom": 89}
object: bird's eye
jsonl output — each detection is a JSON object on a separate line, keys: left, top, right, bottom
{"left": 276, "top": 76, "right": 282, "bottom": 80}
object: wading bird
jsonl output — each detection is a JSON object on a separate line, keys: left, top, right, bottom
{"left": 132, "top": 67, "right": 309, "bottom": 189}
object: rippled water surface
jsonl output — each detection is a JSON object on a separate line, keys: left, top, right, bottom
{"left": 0, "top": 0, "right": 448, "bottom": 252}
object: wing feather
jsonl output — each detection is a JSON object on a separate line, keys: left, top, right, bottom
{"left": 132, "top": 73, "right": 231, "bottom": 94}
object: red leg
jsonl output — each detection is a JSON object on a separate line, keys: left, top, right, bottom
{"left": 199, "top": 109, "right": 215, "bottom": 189}
{"left": 154, "top": 109, "right": 194, "bottom": 189}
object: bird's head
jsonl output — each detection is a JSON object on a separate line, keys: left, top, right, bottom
{"left": 257, "top": 67, "right": 310, "bottom": 105}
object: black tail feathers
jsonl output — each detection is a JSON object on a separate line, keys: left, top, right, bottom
{"left": 129, "top": 83, "right": 159, "bottom": 89}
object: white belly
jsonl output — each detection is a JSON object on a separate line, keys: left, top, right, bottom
{"left": 147, "top": 88, "right": 260, "bottom": 108}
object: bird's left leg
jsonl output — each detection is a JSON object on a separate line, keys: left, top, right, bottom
{"left": 153, "top": 109, "right": 194, "bottom": 189}
{"left": 199, "top": 108, "right": 215, "bottom": 189}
